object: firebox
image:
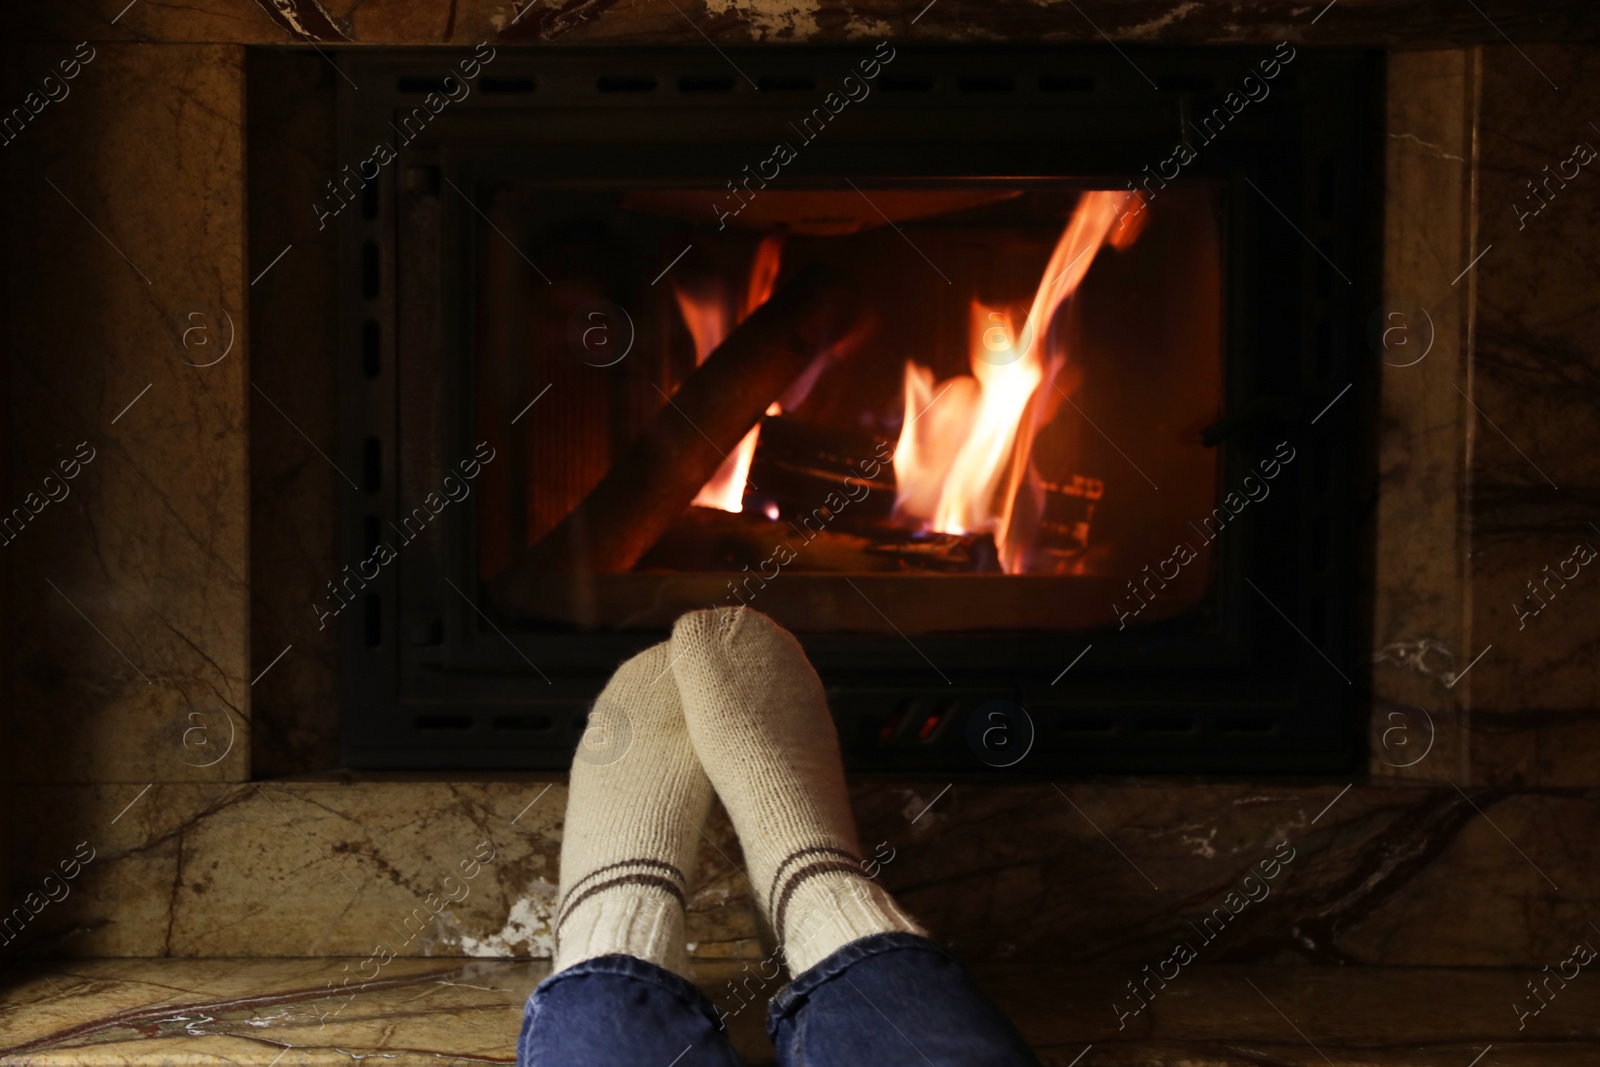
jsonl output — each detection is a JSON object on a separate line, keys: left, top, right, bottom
{"left": 333, "top": 46, "right": 1379, "bottom": 772}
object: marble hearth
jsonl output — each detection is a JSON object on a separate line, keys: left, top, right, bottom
{"left": 3, "top": 2, "right": 1600, "bottom": 1063}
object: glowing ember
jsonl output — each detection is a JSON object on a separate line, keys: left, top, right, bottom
{"left": 675, "top": 234, "right": 786, "bottom": 513}
{"left": 893, "top": 191, "right": 1145, "bottom": 572}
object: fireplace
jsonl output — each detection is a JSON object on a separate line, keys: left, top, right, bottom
{"left": 332, "top": 46, "right": 1379, "bottom": 772}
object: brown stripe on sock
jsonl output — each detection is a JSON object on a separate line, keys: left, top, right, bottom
{"left": 556, "top": 873, "right": 688, "bottom": 935}
{"left": 766, "top": 845, "right": 857, "bottom": 917}
{"left": 559, "top": 858, "right": 683, "bottom": 914}
{"left": 773, "top": 860, "right": 869, "bottom": 945}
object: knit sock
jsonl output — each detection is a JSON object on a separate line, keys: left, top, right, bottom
{"left": 552, "top": 643, "right": 714, "bottom": 979}
{"left": 670, "top": 607, "right": 924, "bottom": 976}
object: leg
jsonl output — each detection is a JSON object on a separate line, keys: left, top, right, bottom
{"left": 669, "top": 608, "right": 921, "bottom": 978}
{"left": 519, "top": 643, "right": 741, "bottom": 1067}
{"left": 519, "top": 955, "right": 743, "bottom": 1067}
{"left": 669, "top": 608, "right": 1038, "bottom": 1066}
{"left": 767, "top": 932, "right": 1040, "bottom": 1067}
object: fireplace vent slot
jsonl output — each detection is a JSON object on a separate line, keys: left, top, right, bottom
{"left": 917, "top": 705, "right": 957, "bottom": 744}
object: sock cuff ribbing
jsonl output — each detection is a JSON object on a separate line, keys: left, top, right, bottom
{"left": 556, "top": 858, "right": 688, "bottom": 937}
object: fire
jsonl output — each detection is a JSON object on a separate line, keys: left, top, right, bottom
{"left": 893, "top": 191, "right": 1145, "bottom": 572}
{"left": 675, "top": 234, "right": 786, "bottom": 513}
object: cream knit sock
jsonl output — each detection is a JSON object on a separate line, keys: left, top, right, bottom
{"left": 552, "top": 643, "right": 713, "bottom": 979}
{"left": 670, "top": 607, "right": 924, "bottom": 975}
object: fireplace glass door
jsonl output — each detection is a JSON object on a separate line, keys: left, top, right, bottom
{"left": 475, "top": 183, "right": 1223, "bottom": 635}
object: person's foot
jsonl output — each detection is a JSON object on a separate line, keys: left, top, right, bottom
{"left": 552, "top": 643, "right": 714, "bottom": 979}
{"left": 670, "top": 607, "right": 923, "bottom": 975}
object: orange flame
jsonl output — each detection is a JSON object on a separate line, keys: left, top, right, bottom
{"left": 893, "top": 191, "right": 1144, "bottom": 572}
{"left": 676, "top": 234, "right": 785, "bottom": 513}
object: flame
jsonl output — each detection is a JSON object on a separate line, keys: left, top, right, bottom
{"left": 676, "top": 234, "right": 785, "bottom": 513}
{"left": 893, "top": 191, "right": 1144, "bottom": 572}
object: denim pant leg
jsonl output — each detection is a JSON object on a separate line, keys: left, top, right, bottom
{"left": 519, "top": 954, "right": 745, "bottom": 1067}
{"left": 767, "top": 932, "right": 1040, "bottom": 1067}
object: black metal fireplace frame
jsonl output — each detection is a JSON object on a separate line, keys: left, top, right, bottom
{"left": 334, "top": 45, "right": 1381, "bottom": 773}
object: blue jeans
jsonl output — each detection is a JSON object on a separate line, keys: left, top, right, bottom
{"left": 518, "top": 932, "right": 1038, "bottom": 1066}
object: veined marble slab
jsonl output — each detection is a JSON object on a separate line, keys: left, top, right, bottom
{"left": 4, "top": 779, "right": 1598, "bottom": 969}
{"left": 3, "top": 958, "right": 1599, "bottom": 1065}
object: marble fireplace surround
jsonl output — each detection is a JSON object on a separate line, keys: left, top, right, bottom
{"left": 3, "top": 0, "right": 1599, "bottom": 1006}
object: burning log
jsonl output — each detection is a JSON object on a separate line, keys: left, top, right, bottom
{"left": 634, "top": 505, "right": 902, "bottom": 574}
{"left": 744, "top": 415, "right": 897, "bottom": 531}
{"left": 492, "top": 265, "right": 863, "bottom": 612}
